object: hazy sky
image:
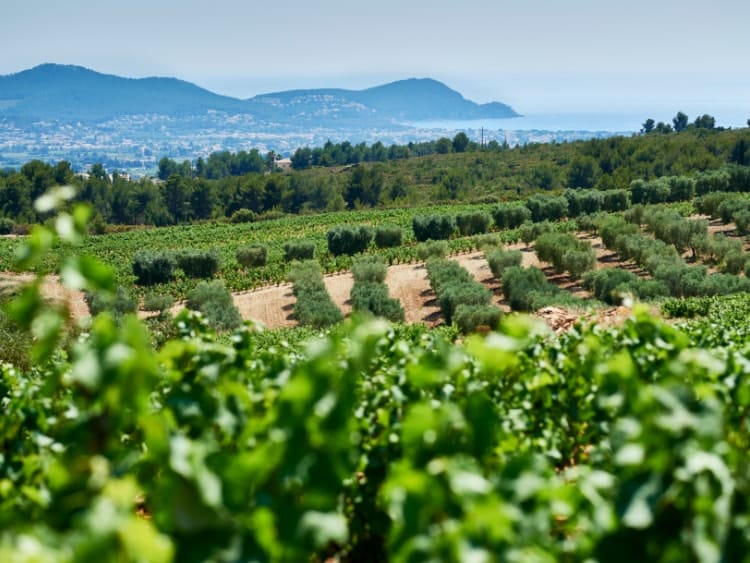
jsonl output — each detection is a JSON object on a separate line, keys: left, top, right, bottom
{"left": 2, "top": 0, "right": 749, "bottom": 123}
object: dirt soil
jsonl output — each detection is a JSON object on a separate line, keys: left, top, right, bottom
{"left": 1, "top": 227, "right": 701, "bottom": 333}
{"left": 0, "top": 241, "right": 622, "bottom": 332}
{"left": 0, "top": 272, "right": 89, "bottom": 321}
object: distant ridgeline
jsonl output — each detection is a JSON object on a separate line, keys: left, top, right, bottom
{"left": 0, "top": 64, "right": 518, "bottom": 124}
{"left": 0, "top": 126, "right": 748, "bottom": 230}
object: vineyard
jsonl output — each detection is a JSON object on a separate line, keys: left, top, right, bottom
{"left": 3, "top": 198, "right": 750, "bottom": 562}
{"left": 3, "top": 153, "right": 750, "bottom": 560}
{"left": 0, "top": 202, "right": 515, "bottom": 300}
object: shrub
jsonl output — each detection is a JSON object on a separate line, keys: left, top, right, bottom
{"left": 525, "top": 194, "right": 568, "bottom": 222}
{"left": 633, "top": 279, "right": 671, "bottom": 300}
{"left": 583, "top": 268, "right": 641, "bottom": 303}
{"left": 327, "top": 225, "right": 374, "bottom": 256}
{"left": 601, "top": 189, "right": 629, "bottom": 212}
{"left": 653, "top": 264, "right": 707, "bottom": 297}
{"left": 500, "top": 265, "right": 584, "bottom": 311}
{"left": 374, "top": 225, "right": 403, "bottom": 248}
{"left": 583, "top": 269, "right": 668, "bottom": 304}
{"left": 525, "top": 290, "right": 583, "bottom": 311}
{"left": 437, "top": 282, "right": 492, "bottom": 325}
{"left": 562, "top": 249, "right": 597, "bottom": 279}
{"left": 132, "top": 251, "right": 176, "bottom": 285}
{"left": 535, "top": 232, "right": 596, "bottom": 278}
{"left": 666, "top": 175, "right": 695, "bottom": 202}
{"left": 695, "top": 192, "right": 733, "bottom": 218}
{"left": 350, "top": 281, "right": 404, "bottom": 322}
{"left": 697, "top": 273, "right": 750, "bottom": 296}
{"left": 599, "top": 216, "right": 639, "bottom": 249}
{"left": 176, "top": 249, "right": 221, "bottom": 278}
{"left": 717, "top": 198, "right": 749, "bottom": 224}
{"left": 630, "top": 178, "right": 670, "bottom": 205}
{"left": 475, "top": 234, "right": 503, "bottom": 250}
{"left": 623, "top": 204, "right": 646, "bottom": 225}
{"left": 733, "top": 209, "right": 750, "bottom": 235}
{"left": 284, "top": 240, "right": 315, "bottom": 261}
{"left": 186, "top": 280, "right": 242, "bottom": 330}
{"left": 426, "top": 258, "right": 497, "bottom": 329}
{"left": 454, "top": 304, "right": 502, "bottom": 334}
{"left": 518, "top": 221, "right": 554, "bottom": 246}
{"left": 486, "top": 248, "right": 523, "bottom": 280}
{"left": 455, "top": 210, "right": 491, "bottom": 236}
{"left": 0, "top": 217, "right": 15, "bottom": 235}
{"left": 426, "top": 259, "right": 473, "bottom": 295}
{"left": 236, "top": 244, "right": 268, "bottom": 268}
{"left": 229, "top": 208, "right": 256, "bottom": 223}
{"left": 564, "top": 189, "right": 603, "bottom": 217}
{"left": 142, "top": 293, "right": 175, "bottom": 313}
{"left": 84, "top": 285, "right": 137, "bottom": 320}
{"left": 491, "top": 204, "right": 531, "bottom": 229}
{"left": 417, "top": 240, "right": 449, "bottom": 260}
{"left": 352, "top": 255, "right": 387, "bottom": 283}
{"left": 721, "top": 251, "right": 748, "bottom": 275}
{"left": 289, "top": 260, "right": 324, "bottom": 292}
{"left": 575, "top": 213, "right": 601, "bottom": 233}
{"left": 257, "top": 210, "right": 286, "bottom": 222}
{"left": 350, "top": 256, "right": 402, "bottom": 321}
{"left": 727, "top": 164, "right": 750, "bottom": 192}
{"left": 288, "top": 260, "right": 342, "bottom": 328}
{"left": 694, "top": 169, "right": 730, "bottom": 195}
{"left": 412, "top": 214, "right": 455, "bottom": 242}
{"left": 501, "top": 266, "right": 551, "bottom": 311}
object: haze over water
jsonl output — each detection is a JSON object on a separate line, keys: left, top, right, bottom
{"left": 410, "top": 111, "right": 750, "bottom": 135}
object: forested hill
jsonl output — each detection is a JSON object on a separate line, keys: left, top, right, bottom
{"left": 0, "top": 64, "right": 518, "bottom": 124}
{"left": 1, "top": 126, "right": 748, "bottom": 229}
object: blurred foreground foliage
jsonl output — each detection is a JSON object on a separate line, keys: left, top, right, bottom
{"left": 3, "top": 191, "right": 750, "bottom": 562}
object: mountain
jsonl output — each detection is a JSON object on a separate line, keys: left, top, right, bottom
{"left": 352, "top": 78, "right": 517, "bottom": 120}
{"left": 0, "top": 64, "right": 520, "bottom": 124}
{"left": 0, "top": 64, "right": 249, "bottom": 122}
{"left": 250, "top": 78, "right": 519, "bottom": 122}
{"left": 0, "top": 64, "right": 527, "bottom": 173}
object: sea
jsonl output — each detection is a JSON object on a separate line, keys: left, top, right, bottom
{"left": 407, "top": 111, "right": 749, "bottom": 134}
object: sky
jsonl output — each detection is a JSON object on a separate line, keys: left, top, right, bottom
{"left": 2, "top": 0, "right": 749, "bottom": 124}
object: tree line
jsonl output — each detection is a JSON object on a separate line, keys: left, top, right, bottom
{"left": 1, "top": 126, "right": 749, "bottom": 229}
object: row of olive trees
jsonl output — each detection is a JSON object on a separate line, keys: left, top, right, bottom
{"left": 236, "top": 168, "right": 750, "bottom": 272}
{"left": 636, "top": 206, "right": 750, "bottom": 273}
{"left": 288, "top": 260, "right": 342, "bottom": 328}
{"left": 350, "top": 256, "right": 404, "bottom": 322}
{"left": 411, "top": 192, "right": 622, "bottom": 244}
{"left": 534, "top": 232, "right": 597, "bottom": 279}
{"left": 627, "top": 165, "right": 750, "bottom": 205}
{"left": 499, "top": 266, "right": 582, "bottom": 312}
{"left": 582, "top": 268, "right": 668, "bottom": 305}
{"left": 595, "top": 215, "right": 750, "bottom": 299}
{"left": 638, "top": 207, "right": 708, "bottom": 258}
{"left": 425, "top": 259, "right": 500, "bottom": 333}
{"left": 696, "top": 192, "right": 750, "bottom": 235}
{"left": 132, "top": 248, "right": 220, "bottom": 285}
{"left": 483, "top": 243, "right": 585, "bottom": 310}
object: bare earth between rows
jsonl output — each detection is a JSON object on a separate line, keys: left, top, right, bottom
{"left": 3, "top": 218, "right": 743, "bottom": 333}
{"left": 1, "top": 235, "right": 636, "bottom": 332}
